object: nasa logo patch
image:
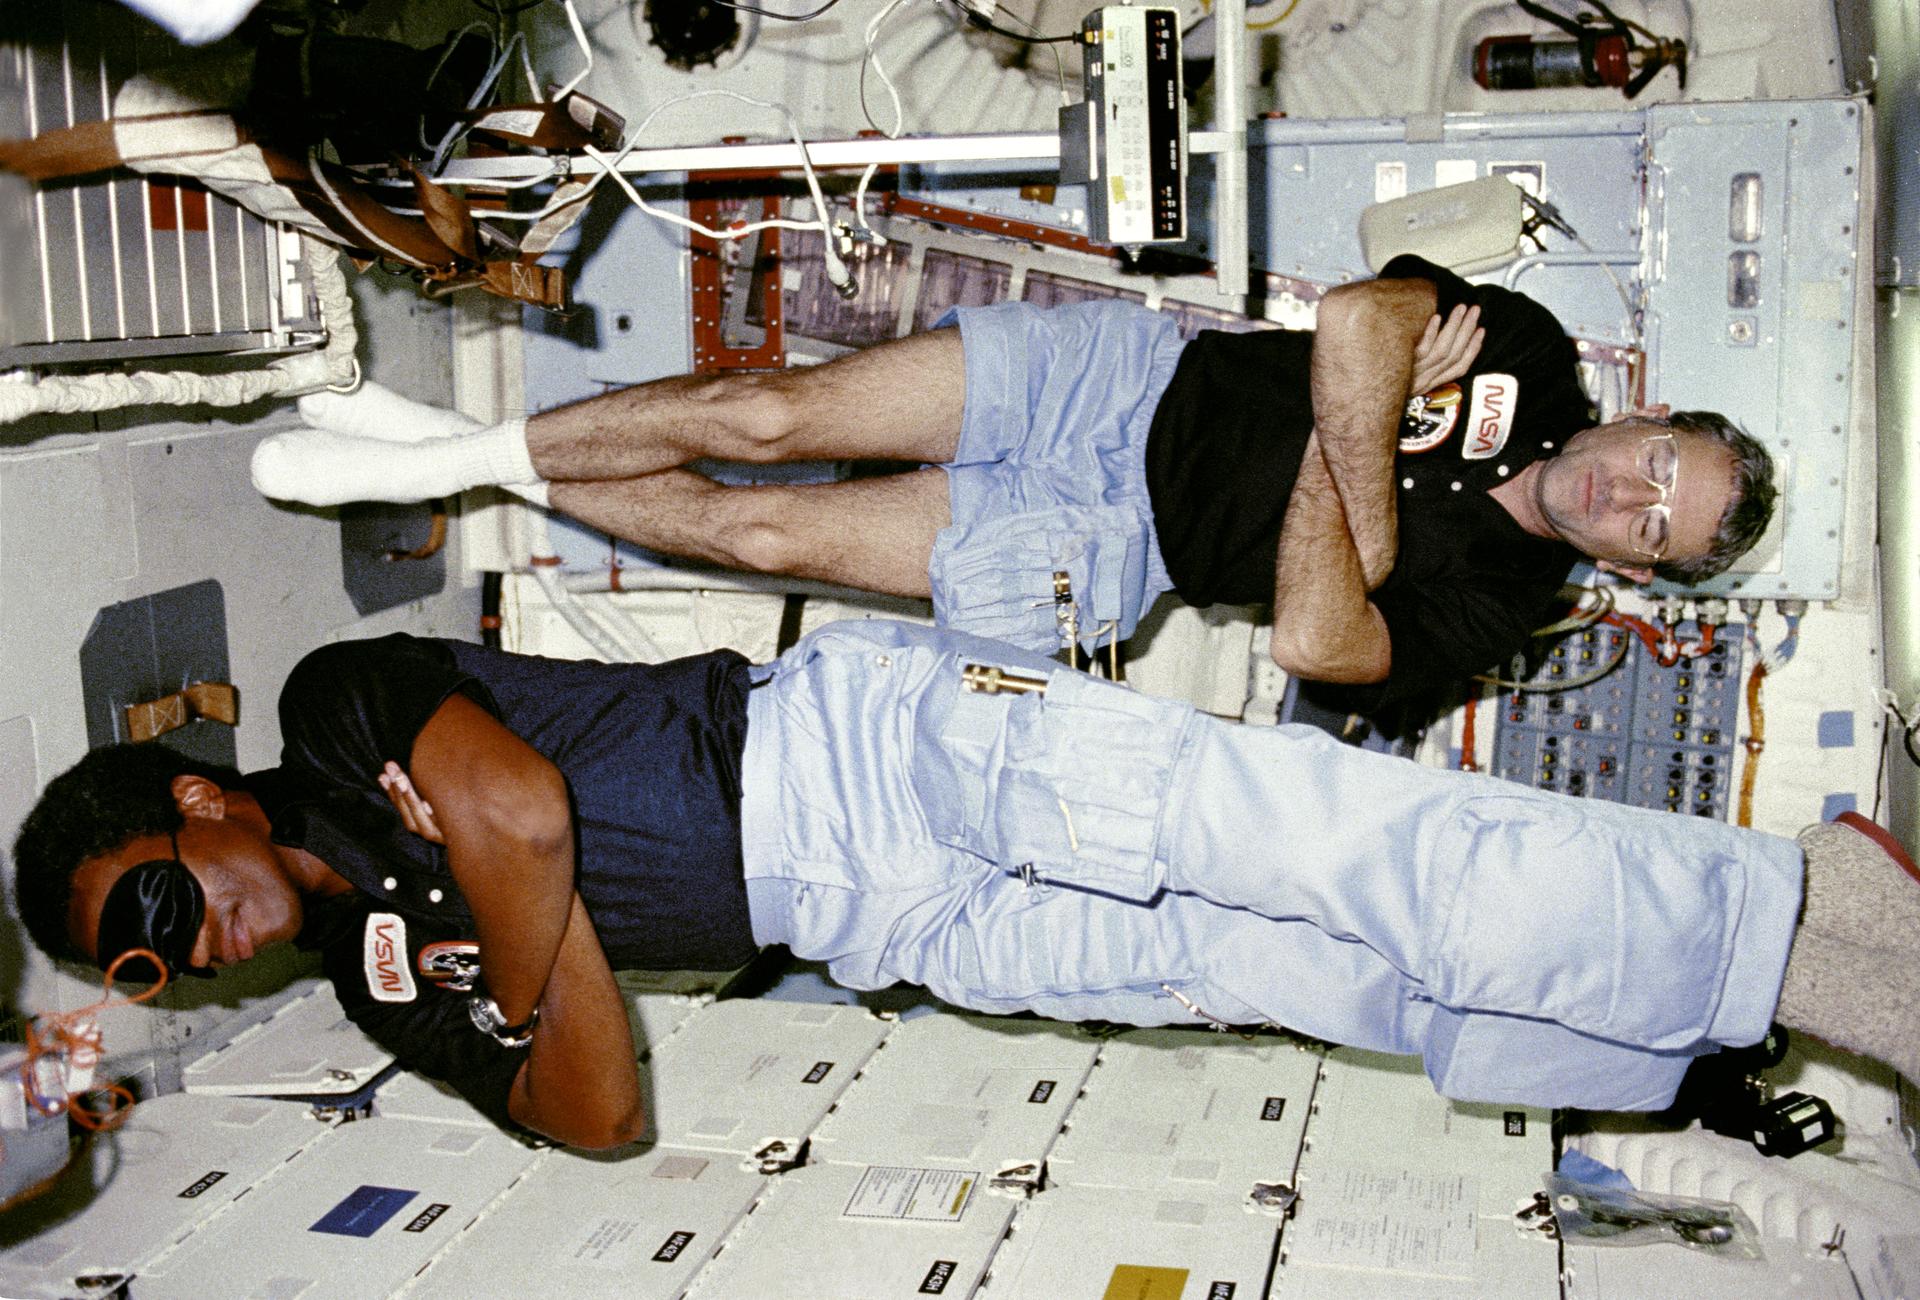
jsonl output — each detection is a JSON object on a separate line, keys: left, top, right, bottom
{"left": 1399, "top": 382, "right": 1463, "bottom": 453}
{"left": 1462, "top": 373, "right": 1518, "bottom": 460}
{"left": 363, "top": 913, "right": 416, "bottom": 1003}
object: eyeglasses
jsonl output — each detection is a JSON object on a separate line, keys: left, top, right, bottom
{"left": 1629, "top": 430, "right": 1679, "bottom": 561}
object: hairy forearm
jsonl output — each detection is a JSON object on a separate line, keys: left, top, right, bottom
{"left": 1310, "top": 280, "right": 1433, "bottom": 589}
{"left": 1270, "top": 433, "right": 1392, "bottom": 683}
{"left": 509, "top": 893, "right": 643, "bottom": 1149}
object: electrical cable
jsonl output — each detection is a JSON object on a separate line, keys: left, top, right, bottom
{"left": 1244, "top": 0, "right": 1301, "bottom": 29}
{"left": 1872, "top": 703, "right": 1892, "bottom": 823}
{"left": 425, "top": 29, "right": 527, "bottom": 177}
{"left": 944, "top": 0, "right": 1080, "bottom": 43}
{"left": 1737, "top": 656, "right": 1767, "bottom": 828}
{"left": 548, "top": 0, "right": 595, "bottom": 103}
{"left": 710, "top": 0, "right": 844, "bottom": 20}
{"left": 853, "top": 0, "right": 913, "bottom": 240}
{"left": 21, "top": 948, "right": 169, "bottom": 1133}
{"left": 568, "top": 88, "right": 854, "bottom": 291}
{"left": 1475, "top": 630, "right": 1631, "bottom": 693}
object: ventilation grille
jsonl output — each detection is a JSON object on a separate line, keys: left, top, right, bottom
{"left": 0, "top": 2, "right": 318, "bottom": 367}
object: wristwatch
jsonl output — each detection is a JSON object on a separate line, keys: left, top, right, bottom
{"left": 468, "top": 993, "right": 538, "bottom": 1048}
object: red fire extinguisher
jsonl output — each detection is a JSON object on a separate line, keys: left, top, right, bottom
{"left": 1473, "top": 0, "right": 1687, "bottom": 100}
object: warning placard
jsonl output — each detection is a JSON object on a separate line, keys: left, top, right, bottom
{"left": 842, "top": 1166, "right": 978, "bottom": 1223}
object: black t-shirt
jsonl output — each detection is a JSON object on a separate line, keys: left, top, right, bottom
{"left": 269, "top": 633, "right": 758, "bottom": 1128}
{"left": 1144, "top": 254, "right": 1590, "bottom": 712}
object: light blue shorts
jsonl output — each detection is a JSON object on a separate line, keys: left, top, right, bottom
{"left": 929, "top": 301, "right": 1186, "bottom": 652}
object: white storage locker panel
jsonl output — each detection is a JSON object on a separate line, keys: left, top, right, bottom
{"left": 1562, "top": 1238, "right": 1860, "bottom": 1298}
{"left": 1297, "top": 1049, "right": 1551, "bottom": 1217}
{"left": 131, "top": 1117, "right": 538, "bottom": 1300}
{"left": 622, "top": 988, "right": 708, "bottom": 1052}
{"left": 685, "top": 1159, "right": 1019, "bottom": 1300}
{"left": 808, "top": 1015, "right": 1098, "bottom": 1174}
{"left": 374, "top": 1070, "right": 498, "bottom": 1129}
{"left": 0, "top": 1094, "right": 326, "bottom": 1300}
{"left": 642, "top": 999, "right": 892, "bottom": 1157}
{"left": 1045, "top": 1030, "right": 1321, "bottom": 1199}
{"left": 376, "top": 989, "right": 713, "bottom": 1128}
{"left": 1273, "top": 1048, "right": 1557, "bottom": 1295}
{"left": 1273, "top": 1212, "right": 1561, "bottom": 1298}
{"left": 405, "top": 1144, "right": 768, "bottom": 1300}
{"left": 181, "top": 982, "right": 393, "bottom": 1097}
{"left": 981, "top": 1183, "right": 1281, "bottom": 1300}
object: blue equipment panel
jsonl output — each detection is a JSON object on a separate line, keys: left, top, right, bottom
{"left": 1492, "top": 621, "right": 1742, "bottom": 818}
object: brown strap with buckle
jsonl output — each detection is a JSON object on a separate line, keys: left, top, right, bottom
{"left": 124, "top": 681, "right": 240, "bottom": 744}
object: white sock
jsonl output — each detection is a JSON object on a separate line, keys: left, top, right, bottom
{"left": 252, "top": 419, "right": 536, "bottom": 506}
{"left": 502, "top": 481, "right": 550, "bottom": 508}
{"left": 298, "top": 382, "right": 483, "bottom": 441}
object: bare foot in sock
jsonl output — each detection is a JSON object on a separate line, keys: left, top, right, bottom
{"left": 252, "top": 418, "right": 536, "bottom": 507}
{"left": 1775, "top": 927, "right": 1919, "bottom": 1084}
{"left": 298, "top": 382, "right": 483, "bottom": 442}
{"left": 1797, "top": 815, "right": 1920, "bottom": 957}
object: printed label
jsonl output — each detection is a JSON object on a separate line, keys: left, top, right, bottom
{"left": 844, "top": 1166, "right": 979, "bottom": 1223}
{"left": 177, "top": 1170, "right": 227, "bottom": 1199}
{"left": 1260, "top": 1096, "right": 1287, "bottom": 1123}
{"left": 1209, "top": 1284, "right": 1238, "bottom": 1300}
{"left": 363, "top": 913, "right": 415, "bottom": 1003}
{"left": 1028, "top": 1080, "right": 1057, "bottom": 1104}
{"left": 403, "top": 1203, "right": 450, "bottom": 1233}
{"left": 919, "top": 1260, "right": 958, "bottom": 1294}
{"left": 1503, "top": 1111, "right": 1527, "bottom": 1137}
{"left": 652, "top": 1230, "right": 696, "bottom": 1263}
{"left": 570, "top": 1218, "right": 643, "bottom": 1264}
{"left": 1374, "top": 160, "right": 1408, "bottom": 203}
{"left": 1293, "top": 1168, "right": 1477, "bottom": 1276}
{"left": 1399, "top": 383, "right": 1462, "bottom": 452}
{"left": 1103, "top": 1265, "right": 1190, "bottom": 1300}
{"left": 802, "top": 1061, "right": 834, "bottom": 1084}
{"left": 473, "top": 108, "right": 546, "bottom": 138}
{"left": 1463, "top": 373, "right": 1518, "bottom": 460}
{"left": 310, "top": 1185, "right": 418, "bottom": 1237}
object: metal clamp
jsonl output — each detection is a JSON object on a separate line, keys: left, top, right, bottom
{"left": 961, "top": 663, "right": 1050, "bottom": 696}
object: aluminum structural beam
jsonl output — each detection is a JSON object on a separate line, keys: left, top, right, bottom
{"left": 437, "top": 130, "right": 1235, "bottom": 183}
{"left": 1209, "top": 0, "right": 1249, "bottom": 298}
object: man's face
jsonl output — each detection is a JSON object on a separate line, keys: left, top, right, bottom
{"left": 67, "top": 815, "right": 302, "bottom": 973}
{"left": 1534, "top": 417, "right": 1736, "bottom": 576}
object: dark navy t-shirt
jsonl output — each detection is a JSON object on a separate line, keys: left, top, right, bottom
{"left": 1144, "top": 254, "right": 1589, "bottom": 713}
{"left": 269, "top": 633, "right": 757, "bottom": 1128}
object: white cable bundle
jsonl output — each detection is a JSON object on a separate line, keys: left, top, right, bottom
{"left": 0, "top": 237, "right": 359, "bottom": 426}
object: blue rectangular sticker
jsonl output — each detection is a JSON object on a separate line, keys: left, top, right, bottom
{"left": 311, "top": 1185, "right": 419, "bottom": 1237}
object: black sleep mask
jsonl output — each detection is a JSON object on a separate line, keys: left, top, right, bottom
{"left": 95, "top": 838, "right": 215, "bottom": 981}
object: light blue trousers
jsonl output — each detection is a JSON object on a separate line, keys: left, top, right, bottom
{"left": 739, "top": 620, "right": 1805, "bottom": 1110}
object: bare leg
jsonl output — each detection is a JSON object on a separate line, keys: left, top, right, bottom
{"left": 550, "top": 465, "right": 951, "bottom": 596}
{"left": 250, "top": 328, "right": 966, "bottom": 509}
{"left": 532, "top": 328, "right": 967, "bottom": 481}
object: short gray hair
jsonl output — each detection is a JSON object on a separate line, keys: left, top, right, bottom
{"left": 1653, "top": 410, "right": 1777, "bottom": 585}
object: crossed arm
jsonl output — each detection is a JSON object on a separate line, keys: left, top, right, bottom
{"left": 1268, "top": 282, "right": 1482, "bottom": 683}
{"left": 397, "top": 694, "right": 642, "bottom": 1149}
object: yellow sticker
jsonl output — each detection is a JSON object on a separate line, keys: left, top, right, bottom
{"left": 1110, "top": 175, "right": 1129, "bottom": 204}
{"left": 1102, "top": 1264, "right": 1190, "bottom": 1300}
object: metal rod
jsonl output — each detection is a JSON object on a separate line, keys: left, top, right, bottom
{"left": 1211, "top": 0, "right": 1249, "bottom": 298}
{"left": 437, "top": 130, "right": 1236, "bottom": 184}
